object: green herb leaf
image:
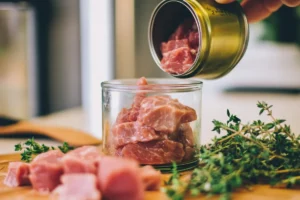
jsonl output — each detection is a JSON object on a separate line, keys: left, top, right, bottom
{"left": 164, "top": 101, "right": 300, "bottom": 200}
{"left": 58, "top": 142, "right": 74, "bottom": 153}
{"left": 227, "top": 109, "right": 230, "bottom": 117}
{"left": 14, "top": 143, "right": 22, "bottom": 151}
{"left": 15, "top": 138, "right": 75, "bottom": 162}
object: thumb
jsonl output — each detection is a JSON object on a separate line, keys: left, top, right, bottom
{"left": 215, "top": 0, "right": 236, "bottom": 3}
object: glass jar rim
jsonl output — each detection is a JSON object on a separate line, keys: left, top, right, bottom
{"left": 101, "top": 78, "right": 203, "bottom": 92}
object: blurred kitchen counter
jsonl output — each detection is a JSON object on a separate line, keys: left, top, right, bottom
{"left": 1, "top": 84, "right": 300, "bottom": 154}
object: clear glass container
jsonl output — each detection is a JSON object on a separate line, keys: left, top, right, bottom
{"left": 101, "top": 78, "right": 202, "bottom": 172}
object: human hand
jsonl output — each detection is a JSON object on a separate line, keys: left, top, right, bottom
{"left": 216, "top": 0, "right": 300, "bottom": 23}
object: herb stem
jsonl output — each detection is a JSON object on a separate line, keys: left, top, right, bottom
{"left": 282, "top": 176, "right": 300, "bottom": 184}
{"left": 264, "top": 105, "right": 300, "bottom": 147}
{"left": 275, "top": 169, "right": 300, "bottom": 174}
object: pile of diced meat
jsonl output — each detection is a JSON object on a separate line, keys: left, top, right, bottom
{"left": 111, "top": 77, "right": 197, "bottom": 164}
{"left": 160, "top": 18, "right": 200, "bottom": 75}
{"left": 3, "top": 146, "right": 162, "bottom": 200}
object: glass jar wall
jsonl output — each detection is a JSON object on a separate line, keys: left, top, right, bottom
{"left": 101, "top": 78, "right": 202, "bottom": 172}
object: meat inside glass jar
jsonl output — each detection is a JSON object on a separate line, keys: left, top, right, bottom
{"left": 110, "top": 77, "right": 197, "bottom": 165}
{"left": 160, "top": 18, "right": 199, "bottom": 75}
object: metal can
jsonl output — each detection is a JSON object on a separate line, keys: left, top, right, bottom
{"left": 148, "top": 0, "right": 249, "bottom": 79}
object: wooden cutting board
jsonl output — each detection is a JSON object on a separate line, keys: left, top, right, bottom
{"left": 0, "top": 153, "right": 299, "bottom": 200}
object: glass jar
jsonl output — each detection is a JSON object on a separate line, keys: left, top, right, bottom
{"left": 101, "top": 78, "right": 202, "bottom": 172}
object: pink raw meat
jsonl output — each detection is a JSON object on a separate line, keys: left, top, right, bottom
{"left": 52, "top": 173, "right": 101, "bottom": 200}
{"left": 29, "top": 150, "right": 64, "bottom": 192}
{"left": 169, "top": 18, "right": 194, "bottom": 40}
{"left": 183, "top": 146, "right": 195, "bottom": 161}
{"left": 112, "top": 122, "right": 160, "bottom": 147}
{"left": 160, "top": 18, "right": 199, "bottom": 74}
{"left": 3, "top": 162, "right": 30, "bottom": 187}
{"left": 128, "top": 77, "right": 148, "bottom": 121}
{"left": 138, "top": 95, "right": 197, "bottom": 133}
{"left": 140, "top": 165, "right": 161, "bottom": 191}
{"left": 178, "top": 123, "right": 195, "bottom": 161}
{"left": 119, "top": 140, "right": 185, "bottom": 164}
{"left": 115, "top": 108, "right": 131, "bottom": 124}
{"left": 97, "top": 156, "right": 144, "bottom": 200}
{"left": 177, "top": 123, "right": 195, "bottom": 147}
{"left": 188, "top": 31, "right": 199, "bottom": 49}
{"left": 115, "top": 77, "right": 148, "bottom": 124}
{"left": 62, "top": 146, "right": 103, "bottom": 174}
{"left": 161, "top": 39, "right": 190, "bottom": 56}
{"left": 161, "top": 44, "right": 195, "bottom": 75}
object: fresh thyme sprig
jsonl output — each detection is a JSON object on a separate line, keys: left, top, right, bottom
{"left": 58, "top": 142, "right": 75, "bottom": 153}
{"left": 164, "top": 101, "right": 300, "bottom": 200}
{"left": 15, "top": 138, "right": 74, "bottom": 162}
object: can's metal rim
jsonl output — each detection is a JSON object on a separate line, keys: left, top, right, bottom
{"left": 148, "top": 0, "right": 249, "bottom": 79}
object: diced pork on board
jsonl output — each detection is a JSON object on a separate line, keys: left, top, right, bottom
{"left": 29, "top": 150, "right": 64, "bottom": 192}
{"left": 138, "top": 95, "right": 197, "bottom": 133}
{"left": 112, "top": 122, "right": 160, "bottom": 147}
{"left": 52, "top": 173, "right": 101, "bottom": 200}
{"left": 62, "top": 146, "right": 103, "bottom": 174}
{"left": 3, "top": 162, "right": 30, "bottom": 187}
{"left": 119, "top": 140, "right": 185, "bottom": 164}
{"left": 139, "top": 165, "right": 161, "bottom": 191}
{"left": 97, "top": 156, "right": 144, "bottom": 200}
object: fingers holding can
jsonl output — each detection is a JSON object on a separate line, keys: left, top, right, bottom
{"left": 281, "top": 0, "right": 300, "bottom": 7}
{"left": 241, "top": 0, "right": 282, "bottom": 23}
{"left": 215, "top": 0, "right": 299, "bottom": 23}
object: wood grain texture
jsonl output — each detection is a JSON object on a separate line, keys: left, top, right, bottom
{"left": 0, "top": 121, "right": 102, "bottom": 146}
{"left": 0, "top": 153, "right": 299, "bottom": 200}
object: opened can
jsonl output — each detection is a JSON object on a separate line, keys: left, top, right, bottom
{"left": 148, "top": 0, "right": 249, "bottom": 79}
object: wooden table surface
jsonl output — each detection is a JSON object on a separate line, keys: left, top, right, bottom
{"left": 0, "top": 153, "right": 299, "bottom": 200}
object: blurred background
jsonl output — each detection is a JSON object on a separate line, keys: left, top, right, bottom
{"left": 0, "top": 0, "right": 299, "bottom": 141}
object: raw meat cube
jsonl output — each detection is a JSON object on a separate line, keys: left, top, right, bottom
{"left": 161, "top": 39, "right": 190, "bottom": 56}
{"left": 128, "top": 77, "right": 148, "bottom": 121}
{"left": 169, "top": 18, "right": 194, "bottom": 40}
{"left": 62, "top": 146, "right": 102, "bottom": 174}
{"left": 183, "top": 146, "right": 195, "bottom": 161}
{"left": 29, "top": 150, "right": 64, "bottom": 192}
{"left": 32, "top": 149, "right": 64, "bottom": 163}
{"left": 136, "top": 76, "right": 148, "bottom": 86}
{"left": 138, "top": 95, "right": 197, "bottom": 133}
{"left": 177, "top": 123, "right": 195, "bottom": 147}
{"left": 140, "top": 165, "right": 161, "bottom": 191}
{"left": 115, "top": 108, "right": 131, "bottom": 124}
{"left": 188, "top": 31, "right": 199, "bottom": 49}
{"left": 115, "top": 77, "right": 148, "bottom": 124}
{"left": 97, "top": 156, "right": 144, "bottom": 200}
{"left": 161, "top": 44, "right": 195, "bottom": 74}
{"left": 160, "top": 18, "right": 199, "bottom": 74}
{"left": 52, "top": 173, "right": 101, "bottom": 200}
{"left": 119, "top": 140, "right": 185, "bottom": 164}
{"left": 178, "top": 123, "right": 196, "bottom": 161}
{"left": 112, "top": 122, "right": 160, "bottom": 147}
{"left": 3, "top": 162, "right": 30, "bottom": 187}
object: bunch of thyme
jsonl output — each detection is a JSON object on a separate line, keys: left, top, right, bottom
{"left": 164, "top": 101, "right": 300, "bottom": 200}
{"left": 15, "top": 138, "right": 74, "bottom": 162}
